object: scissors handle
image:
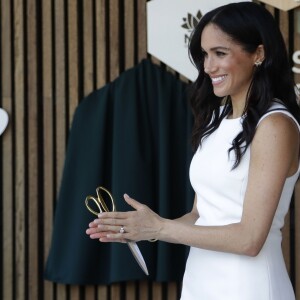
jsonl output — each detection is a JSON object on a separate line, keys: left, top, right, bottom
{"left": 85, "top": 186, "right": 116, "bottom": 216}
{"left": 85, "top": 196, "right": 102, "bottom": 216}
{"left": 96, "top": 186, "right": 116, "bottom": 212}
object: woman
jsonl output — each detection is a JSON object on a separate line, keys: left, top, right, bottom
{"left": 86, "top": 2, "right": 300, "bottom": 299}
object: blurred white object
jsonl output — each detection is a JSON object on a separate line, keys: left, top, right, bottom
{"left": 0, "top": 108, "right": 9, "bottom": 135}
{"left": 147, "top": 0, "right": 252, "bottom": 81}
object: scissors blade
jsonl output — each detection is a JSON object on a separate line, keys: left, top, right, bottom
{"left": 127, "top": 241, "right": 149, "bottom": 276}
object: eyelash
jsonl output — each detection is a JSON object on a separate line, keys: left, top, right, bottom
{"left": 201, "top": 51, "right": 227, "bottom": 58}
{"left": 216, "top": 51, "right": 226, "bottom": 57}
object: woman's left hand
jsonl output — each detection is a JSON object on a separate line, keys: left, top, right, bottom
{"left": 86, "top": 194, "right": 163, "bottom": 243}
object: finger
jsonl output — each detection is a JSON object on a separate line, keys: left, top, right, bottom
{"left": 88, "top": 221, "right": 98, "bottom": 228}
{"left": 90, "top": 231, "right": 127, "bottom": 242}
{"left": 89, "top": 231, "right": 110, "bottom": 239}
{"left": 86, "top": 227, "right": 103, "bottom": 235}
{"left": 123, "top": 193, "right": 145, "bottom": 210}
{"left": 89, "top": 230, "right": 126, "bottom": 239}
{"left": 87, "top": 221, "right": 111, "bottom": 233}
{"left": 87, "top": 223, "right": 128, "bottom": 236}
{"left": 97, "top": 224, "right": 126, "bottom": 233}
{"left": 94, "top": 217, "right": 125, "bottom": 226}
{"left": 97, "top": 211, "right": 129, "bottom": 219}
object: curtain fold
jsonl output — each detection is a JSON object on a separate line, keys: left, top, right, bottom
{"left": 44, "top": 59, "right": 194, "bottom": 285}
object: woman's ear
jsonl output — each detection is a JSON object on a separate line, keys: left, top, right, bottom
{"left": 254, "top": 44, "right": 265, "bottom": 65}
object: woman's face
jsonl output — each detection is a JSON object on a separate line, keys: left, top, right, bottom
{"left": 201, "top": 23, "right": 257, "bottom": 103}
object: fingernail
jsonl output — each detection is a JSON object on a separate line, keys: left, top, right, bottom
{"left": 124, "top": 193, "right": 129, "bottom": 198}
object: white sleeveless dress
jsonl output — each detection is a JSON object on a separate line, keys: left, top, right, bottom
{"left": 181, "top": 102, "right": 298, "bottom": 300}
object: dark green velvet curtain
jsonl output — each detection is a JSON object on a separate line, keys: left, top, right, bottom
{"left": 44, "top": 59, "right": 194, "bottom": 285}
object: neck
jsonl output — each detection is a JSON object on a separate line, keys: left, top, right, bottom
{"left": 229, "top": 96, "right": 246, "bottom": 119}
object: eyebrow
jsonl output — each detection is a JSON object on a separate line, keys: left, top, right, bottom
{"left": 201, "top": 46, "right": 230, "bottom": 52}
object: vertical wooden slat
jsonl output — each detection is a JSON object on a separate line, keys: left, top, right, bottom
{"left": 139, "top": 281, "right": 149, "bottom": 300}
{"left": 136, "top": 0, "right": 147, "bottom": 62}
{"left": 83, "top": 0, "right": 94, "bottom": 97}
{"left": 67, "top": 1, "right": 80, "bottom": 298}
{"left": 42, "top": 0, "right": 55, "bottom": 297}
{"left": 97, "top": 284, "right": 109, "bottom": 296}
{"left": 109, "top": 0, "right": 119, "bottom": 81}
{"left": 152, "top": 282, "right": 163, "bottom": 300}
{"left": 85, "top": 285, "right": 96, "bottom": 300}
{"left": 56, "top": 283, "right": 67, "bottom": 300}
{"left": 95, "top": 0, "right": 107, "bottom": 89}
{"left": 294, "top": 9, "right": 300, "bottom": 87}
{"left": 83, "top": 2, "right": 95, "bottom": 297}
{"left": 27, "top": 0, "right": 39, "bottom": 299}
{"left": 126, "top": 281, "right": 136, "bottom": 300}
{"left": 54, "top": 0, "right": 67, "bottom": 298}
{"left": 111, "top": 282, "right": 121, "bottom": 300}
{"left": 124, "top": 0, "right": 135, "bottom": 69}
{"left": 98, "top": 285, "right": 108, "bottom": 300}
{"left": 279, "top": 10, "right": 290, "bottom": 50}
{"left": 167, "top": 282, "right": 177, "bottom": 300}
{"left": 150, "top": 56, "right": 161, "bottom": 67}
{"left": 69, "top": 286, "right": 80, "bottom": 300}
{"left": 68, "top": 0, "right": 79, "bottom": 127}
{"left": 1, "top": 0, "right": 13, "bottom": 299}
{"left": 14, "top": 0, "right": 26, "bottom": 299}
{"left": 54, "top": 0, "right": 66, "bottom": 194}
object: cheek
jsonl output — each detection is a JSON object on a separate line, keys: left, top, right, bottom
{"left": 230, "top": 62, "right": 253, "bottom": 81}
{"left": 220, "top": 59, "right": 237, "bottom": 74}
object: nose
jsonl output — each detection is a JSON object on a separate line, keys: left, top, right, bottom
{"left": 204, "top": 56, "right": 217, "bottom": 74}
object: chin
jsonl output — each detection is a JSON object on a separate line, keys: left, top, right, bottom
{"left": 212, "top": 86, "right": 227, "bottom": 97}
{"left": 213, "top": 90, "right": 227, "bottom": 97}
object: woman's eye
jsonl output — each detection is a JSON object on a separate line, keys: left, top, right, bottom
{"left": 216, "top": 51, "right": 226, "bottom": 57}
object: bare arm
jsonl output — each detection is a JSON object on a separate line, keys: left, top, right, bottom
{"left": 87, "top": 114, "right": 299, "bottom": 256}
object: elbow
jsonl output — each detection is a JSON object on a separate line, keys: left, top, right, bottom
{"left": 243, "top": 244, "right": 262, "bottom": 257}
{"left": 240, "top": 239, "right": 264, "bottom": 257}
{"left": 235, "top": 223, "right": 266, "bottom": 257}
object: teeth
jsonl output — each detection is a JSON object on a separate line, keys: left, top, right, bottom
{"left": 211, "top": 75, "right": 227, "bottom": 83}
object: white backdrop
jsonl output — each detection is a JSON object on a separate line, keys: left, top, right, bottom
{"left": 147, "top": 0, "right": 251, "bottom": 81}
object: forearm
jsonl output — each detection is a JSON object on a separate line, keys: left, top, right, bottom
{"left": 88, "top": 195, "right": 267, "bottom": 256}
{"left": 158, "top": 219, "right": 260, "bottom": 256}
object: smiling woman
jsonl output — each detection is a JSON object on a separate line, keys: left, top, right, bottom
{"left": 201, "top": 24, "right": 265, "bottom": 117}
{"left": 86, "top": 2, "right": 300, "bottom": 299}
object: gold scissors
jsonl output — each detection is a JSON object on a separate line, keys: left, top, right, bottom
{"left": 85, "top": 186, "right": 149, "bottom": 276}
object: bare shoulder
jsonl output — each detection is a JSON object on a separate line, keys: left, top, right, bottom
{"left": 251, "top": 113, "right": 299, "bottom": 176}
{"left": 255, "top": 113, "right": 299, "bottom": 141}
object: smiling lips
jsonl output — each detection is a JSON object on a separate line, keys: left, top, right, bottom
{"left": 211, "top": 75, "right": 227, "bottom": 85}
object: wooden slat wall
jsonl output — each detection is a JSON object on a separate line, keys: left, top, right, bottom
{"left": 0, "top": 1, "right": 299, "bottom": 299}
